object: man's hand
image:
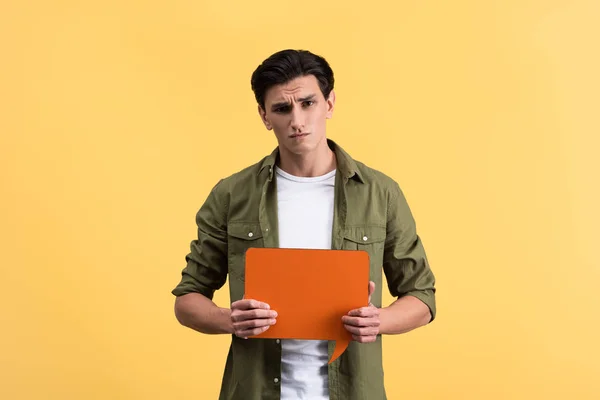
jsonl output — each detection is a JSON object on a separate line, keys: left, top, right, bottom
{"left": 342, "top": 281, "right": 381, "bottom": 343}
{"left": 230, "top": 299, "right": 277, "bottom": 339}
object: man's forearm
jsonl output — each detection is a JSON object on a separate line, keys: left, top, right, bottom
{"left": 378, "top": 295, "right": 432, "bottom": 335}
{"left": 174, "top": 292, "right": 233, "bottom": 334}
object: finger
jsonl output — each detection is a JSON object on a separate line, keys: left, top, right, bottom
{"left": 344, "top": 325, "right": 379, "bottom": 336}
{"left": 234, "top": 318, "right": 277, "bottom": 331}
{"left": 347, "top": 306, "right": 380, "bottom": 318}
{"left": 231, "top": 299, "right": 270, "bottom": 311}
{"left": 368, "top": 281, "right": 375, "bottom": 304}
{"left": 236, "top": 322, "right": 271, "bottom": 338}
{"left": 236, "top": 324, "right": 273, "bottom": 339}
{"left": 231, "top": 299, "right": 270, "bottom": 310}
{"left": 342, "top": 316, "right": 380, "bottom": 327}
{"left": 231, "top": 309, "right": 278, "bottom": 322}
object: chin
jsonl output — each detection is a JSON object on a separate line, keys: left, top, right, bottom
{"left": 284, "top": 140, "right": 316, "bottom": 155}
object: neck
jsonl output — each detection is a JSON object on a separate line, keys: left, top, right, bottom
{"left": 277, "top": 138, "right": 336, "bottom": 177}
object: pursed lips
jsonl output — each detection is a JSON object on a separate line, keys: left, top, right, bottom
{"left": 289, "top": 133, "right": 310, "bottom": 138}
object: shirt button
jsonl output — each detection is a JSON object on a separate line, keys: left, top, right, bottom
{"left": 363, "top": 236, "right": 368, "bottom": 241}
{"left": 248, "top": 232, "right": 254, "bottom": 238}
{"left": 274, "top": 377, "right": 279, "bottom": 383}
{"left": 276, "top": 339, "right": 280, "bottom": 344}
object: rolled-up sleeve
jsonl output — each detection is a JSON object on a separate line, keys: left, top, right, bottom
{"left": 383, "top": 182, "right": 437, "bottom": 321}
{"left": 172, "top": 180, "right": 228, "bottom": 300}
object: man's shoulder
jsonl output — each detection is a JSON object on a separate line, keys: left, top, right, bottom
{"left": 353, "top": 159, "right": 400, "bottom": 192}
{"left": 332, "top": 139, "right": 400, "bottom": 192}
{"left": 211, "top": 156, "right": 269, "bottom": 194}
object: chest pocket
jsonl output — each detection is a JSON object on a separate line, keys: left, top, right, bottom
{"left": 342, "top": 225, "right": 386, "bottom": 306}
{"left": 342, "top": 225, "right": 386, "bottom": 267}
{"left": 227, "top": 222, "right": 264, "bottom": 282}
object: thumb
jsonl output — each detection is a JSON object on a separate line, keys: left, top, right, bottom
{"left": 368, "top": 281, "right": 375, "bottom": 305}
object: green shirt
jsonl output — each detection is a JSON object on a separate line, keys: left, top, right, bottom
{"left": 172, "top": 139, "right": 436, "bottom": 400}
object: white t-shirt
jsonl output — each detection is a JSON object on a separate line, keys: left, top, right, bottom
{"left": 275, "top": 166, "right": 336, "bottom": 400}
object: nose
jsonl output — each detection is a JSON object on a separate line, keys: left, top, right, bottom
{"left": 290, "top": 106, "right": 305, "bottom": 132}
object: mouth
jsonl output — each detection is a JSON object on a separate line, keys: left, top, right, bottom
{"left": 289, "top": 133, "right": 310, "bottom": 139}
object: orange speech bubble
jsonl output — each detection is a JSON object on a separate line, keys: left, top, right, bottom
{"left": 244, "top": 247, "right": 370, "bottom": 364}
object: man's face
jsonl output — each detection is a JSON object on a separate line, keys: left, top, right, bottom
{"left": 259, "top": 75, "right": 335, "bottom": 155}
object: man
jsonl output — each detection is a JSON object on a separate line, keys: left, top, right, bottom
{"left": 172, "top": 49, "right": 436, "bottom": 400}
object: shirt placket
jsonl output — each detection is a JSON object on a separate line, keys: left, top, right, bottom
{"left": 327, "top": 169, "right": 350, "bottom": 400}
{"left": 258, "top": 164, "right": 283, "bottom": 399}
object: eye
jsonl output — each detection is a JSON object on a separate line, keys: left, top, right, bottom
{"left": 275, "top": 105, "right": 292, "bottom": 113}
{"left": 302, "top": 100, "right": 315, "bottom": 107}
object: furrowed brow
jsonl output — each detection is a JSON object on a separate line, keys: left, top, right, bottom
{"left": 298, "top": 94, "right": 316, "bottom": 102}
{"left": 271, "top": 101, "right": 290, "bottom": 110}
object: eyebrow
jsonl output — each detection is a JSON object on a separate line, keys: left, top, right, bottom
{"left": 271, "top": 94, "right": 317, "bottom": 110}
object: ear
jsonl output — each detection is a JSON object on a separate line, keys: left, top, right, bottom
{"left": 258, "top": 105, "right": 272, "bottom": 130}
{"left": 325, "top": 90, "right": 336, "bottom": 119}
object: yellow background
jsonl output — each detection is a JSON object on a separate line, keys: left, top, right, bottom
{"left": 1, "top": 0, "right": 599, "bottom": 399}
